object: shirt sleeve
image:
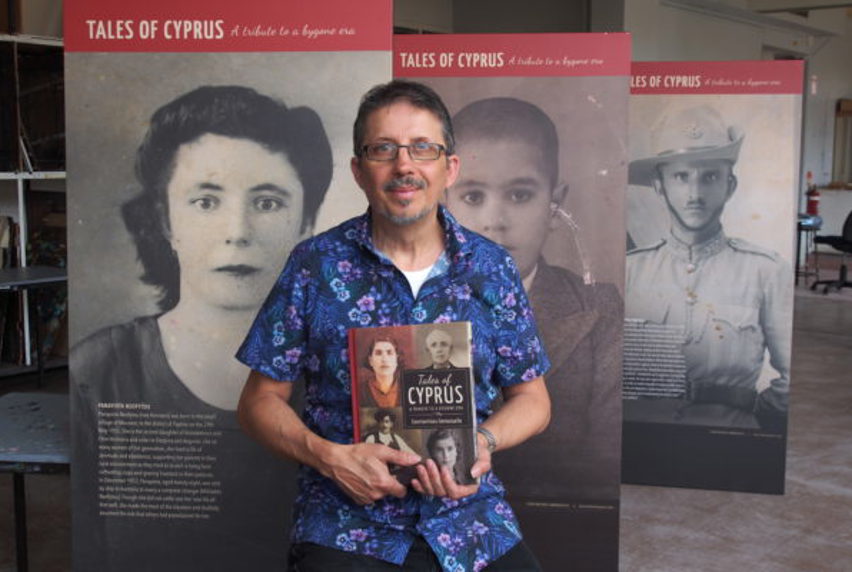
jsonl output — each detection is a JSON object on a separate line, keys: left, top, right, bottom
{"left": 757, "top": 255, "right": 793, "bottom": 415}
{"left": 489, "top": 254, "right": 551, "bottom": 388}
{"left": 235, "top": 242, "right": 316, "bottom": 382}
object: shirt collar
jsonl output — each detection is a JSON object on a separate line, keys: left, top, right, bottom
{"left": 667, "top": 226, "right": 727, "bottom": 262}
{"left": 352, "top": 204, "right": 473, "bottom": 263}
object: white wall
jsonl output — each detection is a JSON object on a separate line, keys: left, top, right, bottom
{"left": 394, "top": 0, "right": 453, "bottom": 32}
{"left": 626, "top": 0, "right": 763, "bottom": 60}
{"left": 453, "top": 0, "right": 588, "bottom": 33}
{"left": 20, "top": 0, "right": 62, "bottom": 37}
{"left": 624, "top": 0, "right": 852, "bottom": 214}
{"left": 802, "top": 28, "right": 852, "bottom": 189}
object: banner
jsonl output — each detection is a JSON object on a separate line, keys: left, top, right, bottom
{"left": 623, "top": 60, "right": 802, "bottom": 493}
{"left": 397, "top": 33, "right": 630, "bottom": 571}
{"left": 65, "top": 1, "right": 390, "bottom": 569}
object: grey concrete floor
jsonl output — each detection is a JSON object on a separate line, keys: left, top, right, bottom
{"left": 621, "top": 286, "right": 852, "bottom": 571}
{"left": 1, "top": 286, "right": 850, "bottom": 571}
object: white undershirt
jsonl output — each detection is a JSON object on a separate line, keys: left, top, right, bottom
{"left": 401, "top": 264, "right": 435, "bottom": 298}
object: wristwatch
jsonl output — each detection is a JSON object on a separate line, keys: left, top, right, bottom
{"left": 476, "top": 426, "right": 497, "bottom": 453}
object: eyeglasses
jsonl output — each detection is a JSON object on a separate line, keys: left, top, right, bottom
{"left": 361, "top": 141, "right": 446, "bottom": 162}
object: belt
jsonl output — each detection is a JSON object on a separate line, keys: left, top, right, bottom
{"left": 689, "top": 382, "right": 757, "bottom": 411}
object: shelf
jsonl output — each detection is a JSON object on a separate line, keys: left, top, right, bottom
{"left": 0, "top": 171, "right": 65, "bottom": 180}
{"left": 0, "top": 34, "right": 66, "bottom": 375}
{"left": 0, "top": 358, "right": 67, "bottom": 380}
{"left": 0, "top": 34, "right": 63, "bottom": 47}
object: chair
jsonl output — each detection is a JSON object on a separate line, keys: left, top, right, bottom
{"left": 811, "top": 209, "right": 852, "bottom": 294}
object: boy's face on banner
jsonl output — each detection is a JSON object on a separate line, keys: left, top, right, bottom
{"left": 447, "top": 137, "right": 557, "bottom": 280}
{"left": 166, "top": 133, "right": 306, "bottom": 311}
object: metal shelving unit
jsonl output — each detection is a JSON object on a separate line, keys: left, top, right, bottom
{"left": 0, "top": 33, "right": 65, "bottom": 376}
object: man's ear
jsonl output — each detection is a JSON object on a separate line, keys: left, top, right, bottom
{"left": 350, "top": 156, "right": 365, "bottom": 190}
{"left": 549, "top": 183, "right": 568, "bottom": 230}
{"left": 726, "top": 174, "right": 738, "bottom": 200}
{"left": 445, "top": 153, "right": 461, "bottom": 188}
{"left": 652, "top": 176, "right": 665, "bottom": 198}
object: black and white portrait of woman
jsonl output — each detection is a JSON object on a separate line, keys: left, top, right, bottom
{"left": 66, "top": 51, "right": 388, "bottom": 572}
{"left": 74, "top": 84, "right": 333, "bottom": 409}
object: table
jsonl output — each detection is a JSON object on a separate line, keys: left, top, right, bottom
{"left": 0, "top": 391, "right": 70, "bottom": 572}
{"left": 796, "top": 214, "right": 823, "bottom": 285}
{"left": 0, "top": 266, "right": 68, "bottom": 386}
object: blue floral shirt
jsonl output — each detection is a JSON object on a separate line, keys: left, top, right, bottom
{"left": 236, "top": 205, "right": 550, "bottom": 572}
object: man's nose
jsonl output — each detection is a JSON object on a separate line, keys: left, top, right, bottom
{"left": 392, "top": 145, "right": 416, "bottom": 172}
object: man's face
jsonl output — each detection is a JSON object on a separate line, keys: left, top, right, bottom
{"left": 655, "top": 159, "right": 736, "bottom": 234}
{"left": 446, "top": 137, "right": 560, "bottom": 279}
{"left": 351, "top": 101, "right": 459, "bottom": 227}
{"left": 379, "top": 415, "right": 393, "bottom": 434}
{"left": 166, "top": 133, "right": 306, "bottom": 312}
{"left": 431, "top": 436, "right": 458, "bottom": 469}
{"left": 425, "top": 330, "right": 452, "bottom": 366}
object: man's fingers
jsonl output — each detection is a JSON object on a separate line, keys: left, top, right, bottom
{"left": 374, "top": 446, "right": 421, "bottom": 467}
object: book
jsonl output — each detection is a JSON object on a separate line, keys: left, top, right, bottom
{"left": 348, "top": 321, "right": 478, "bottom": 486}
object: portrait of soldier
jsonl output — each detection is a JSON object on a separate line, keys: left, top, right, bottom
{"left": 445, "top": 96, "right": 623, "bottom": 500}
{"left": 625, "top": 104, "right": 792, "bottom": 432}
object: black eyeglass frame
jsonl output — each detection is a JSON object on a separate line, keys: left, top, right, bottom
{"left": 360, "top": 141, "right": 447, "bottom": 162}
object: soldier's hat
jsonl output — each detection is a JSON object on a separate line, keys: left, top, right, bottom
{"left": 629, "top": 104, "right": 744, "bottom": 187}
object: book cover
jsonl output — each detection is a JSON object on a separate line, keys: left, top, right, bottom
{"left": 349, "top": 321, "right": 477, "bottom": 485}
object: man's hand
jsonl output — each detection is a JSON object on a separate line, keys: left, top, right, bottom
{"left": 238, "top": 372, "right": 421, "bottom": 506}
{"left": 321, "top": 442, "right": 421, "bottom": 505}
{"left": 410, "top": 433, "right": 492, "bottom": 500}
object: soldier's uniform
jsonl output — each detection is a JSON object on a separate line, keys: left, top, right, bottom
{"left": 625, "top": 229, "right": 792, "bottom": 430}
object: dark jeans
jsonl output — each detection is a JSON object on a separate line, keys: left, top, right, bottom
{"left": 288, "top": 536, "right": 542, "bottom": 571}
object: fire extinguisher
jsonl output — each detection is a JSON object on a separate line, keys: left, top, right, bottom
{"left": 805, "top": 171, "right": 820, "bottom": 216}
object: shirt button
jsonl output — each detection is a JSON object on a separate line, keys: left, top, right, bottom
{"left": 686, "top": 292, "right": 698, "bottom": 305}
{"left": 686, "top": 263, "right": 696, "bottom": 273}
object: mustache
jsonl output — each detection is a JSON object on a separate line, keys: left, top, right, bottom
{"left": 383, "top": 176, "right": 426, "bottom": 191}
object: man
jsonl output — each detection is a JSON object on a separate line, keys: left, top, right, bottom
{"left": 625, "top": 104, "right": 791, "bottom": 431}
{"left": 236, "top": 81, "right": 551, "bottom": 571}
{"left": 445, "top": 97, "right": 623, "bottom": 500}
{"left": 424, "top": 327, "right": 455, "bottom": 369}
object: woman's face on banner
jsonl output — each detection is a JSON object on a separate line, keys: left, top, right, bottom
{"left": 367, "top": 341, "right": 399, "bottom": 377}
{"left": 447, "top": 137, "right": 554, "bottom": 280}
{"left": 166, "top": 133, "right": 305, "bottom": 311}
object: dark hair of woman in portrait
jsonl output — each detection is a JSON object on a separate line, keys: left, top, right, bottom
{"left": 359, "top": 335, "right": 405, "bottom": 409}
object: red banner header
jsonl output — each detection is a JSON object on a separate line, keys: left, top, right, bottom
{"left": 395, "top": 33, "right": 631, "bottom": 78}
{"left": 631, "top": 60, "right": 804, "bottom": 95}
{"left": 64, "top": 0, "right": 392, "bottom": 52}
